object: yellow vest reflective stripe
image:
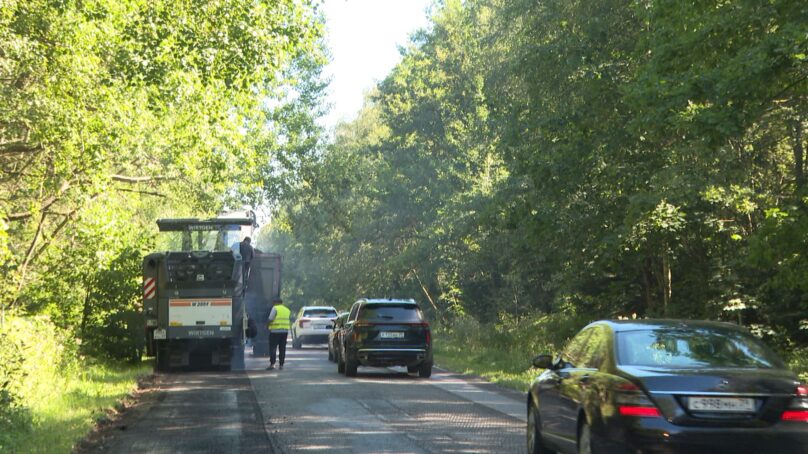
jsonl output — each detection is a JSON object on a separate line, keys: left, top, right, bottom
{"left": 269, "top": 305, "right": 291, "bottom": 330}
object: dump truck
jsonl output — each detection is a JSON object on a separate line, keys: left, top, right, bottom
{"left": 142, "top": 212, "right": 281, "bottom": 371}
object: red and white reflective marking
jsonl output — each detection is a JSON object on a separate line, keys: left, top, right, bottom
{"left": 143, "top": 277, "right": 156, "bottom": 299}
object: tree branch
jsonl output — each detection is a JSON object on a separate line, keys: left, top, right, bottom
{"left": 114, "top": 187, "right": 169, "bottom": 198}
{"left": 111, "top": 174, "right": 174, "bottom": 183}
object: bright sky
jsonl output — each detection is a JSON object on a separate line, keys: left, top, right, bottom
{"left": 320, "top": 0, "right": 434, "bottom": 131}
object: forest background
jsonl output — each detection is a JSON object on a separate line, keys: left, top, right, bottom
{"left": 1, "top": 0, "right": 807, "bottom": 450}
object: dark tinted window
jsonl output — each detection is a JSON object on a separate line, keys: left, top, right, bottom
{"left": 357, "top": 304, "right": 424, "bottom": 323}
{"left": 303, "top": 308, "right": 337, "bottom": 318}
{"left": 562, "top": 329, "right": 593, "bottom": 368}
{"left": 617, "top": 328, "right": 785, "bottom": 369}
{"left": 578, "top": 325, "right": 609, "bottom": 369}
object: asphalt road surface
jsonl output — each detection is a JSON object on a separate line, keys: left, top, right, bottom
{"left": 86, "top": 345, "right": 526, "bottom": 453}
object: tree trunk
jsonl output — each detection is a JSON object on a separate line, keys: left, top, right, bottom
{"left": 661, "top": 251, "right": 672, "bottom": 316}
{"left": 795, "top": 118, "right": 804, "bottom": 191}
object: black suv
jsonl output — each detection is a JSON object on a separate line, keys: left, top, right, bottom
{"left": 338, "top": 298, "right": 432, "bottom": 378}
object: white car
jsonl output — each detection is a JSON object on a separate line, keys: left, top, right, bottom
{"left": 291, "top": 306, "right": 339, "bottom": 348}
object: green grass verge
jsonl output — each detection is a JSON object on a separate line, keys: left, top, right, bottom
{"left": 6, "top": 360, "right": 152, "bottom": 454}
{"left": 433, "top": 342, "right": 537, "bottom": 393}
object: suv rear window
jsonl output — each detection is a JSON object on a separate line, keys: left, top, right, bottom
{"left": 358, "top": 304, "right": 424, "bottom": 323}
{"left": 303, "top": 308, "right": 338, "bottom": 318}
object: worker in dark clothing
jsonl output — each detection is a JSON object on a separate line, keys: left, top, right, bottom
{"left": 239, "top": 236, "right": 254, "bottom": 289}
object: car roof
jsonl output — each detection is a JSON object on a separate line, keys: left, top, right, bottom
{"left": 358, "top": 298, "right": 417, "bottom": 305}
{"left": 589, "top": 319, "right": 746, "bottom": 333}
{"left": 301, "top": 306, "right": 337, "bottom": 310}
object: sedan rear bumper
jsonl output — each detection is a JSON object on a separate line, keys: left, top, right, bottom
{"left": 606, "top": 417, "right": 808, "bottom": 454}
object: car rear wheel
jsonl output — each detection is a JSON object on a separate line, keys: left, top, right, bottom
{"left": 292, "top": 335, "right": 302, "bottom": 349}
{"left": 418, "top": 361, "right": 432, "bottom": 378}
{"left": 345, "top": 354, "right": 358, "bottom": 377}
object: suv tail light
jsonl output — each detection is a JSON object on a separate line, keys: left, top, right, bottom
{"left": 299, "top": 319, "right": 308, "bottom": 328}
{"left": 615, "top": 382, "right": 662, "bottom": 418}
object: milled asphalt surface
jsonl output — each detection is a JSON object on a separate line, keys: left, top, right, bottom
{"left": 82, "top": 346, "right": 527, "bottom": 453}
{"left": 247, "top": 346, "right": 525, "bottom": 453}
{"left": 84, "top": 371, "right": 271, "bottom": 453}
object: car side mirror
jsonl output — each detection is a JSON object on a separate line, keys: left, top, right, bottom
{"left": 532, "top": 354, "right": 554, "bottom": 369}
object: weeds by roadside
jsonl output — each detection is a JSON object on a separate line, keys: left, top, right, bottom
{"left": 0, "top": 316, "right": 151, "bottom": 453}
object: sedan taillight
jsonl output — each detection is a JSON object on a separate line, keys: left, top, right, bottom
{"left": 619, "top": 406, "right": 662, "bottom": 417}
{"left": 782, "top": 383, "right": 808, "bottom": 422}
{"left": 781, "top": 411, "right": 808, "bottom": 422}
{"left": 614, "top": 382, "right": 662, "bottom": 418}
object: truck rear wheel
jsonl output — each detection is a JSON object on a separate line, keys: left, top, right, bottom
{"left": 155, "top": 341, "right": 170, "bottom": 372}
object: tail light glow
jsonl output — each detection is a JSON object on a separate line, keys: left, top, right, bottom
{"left": 781, "top": 410, "right": 808, "bottom": 422}
{"left": 796, "top": 384, "right": 808, "bottom": 397}
{"left": 619, "top": 406, "right": 662, "bottom": 418}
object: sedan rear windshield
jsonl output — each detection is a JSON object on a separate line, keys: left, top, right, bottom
{"left": 617, "top": 328, "right": 785, "bottom": 369}
{"left": 303, "top": 309, "right": 338, "bottom": 318}
{"left": 358, "top": 305, "right": 424, "bottom": 323}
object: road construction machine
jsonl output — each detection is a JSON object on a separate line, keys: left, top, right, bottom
{"left": 142, "top": 212, "right": 281, "bottom": 371}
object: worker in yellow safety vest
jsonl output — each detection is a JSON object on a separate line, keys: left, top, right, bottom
{"left": 266, "top": 298, "right": 291, "bottom": 370}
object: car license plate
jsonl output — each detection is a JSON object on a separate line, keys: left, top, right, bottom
{"left": 688, "top": 397, "right": 755, "bottom": 412}
{"left": 313, "top": 324, "right": 326, "bottom": 329}
{"left": 379, "top": 331, "right": 405, "bottom": 339}
{"left": 153, "top": 328, "right": 166, "bottom": 340}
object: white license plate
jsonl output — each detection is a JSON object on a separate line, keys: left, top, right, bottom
{"left": 153, "top": 328, "right": 166, "bottom": 340}
{"left": 313, "top": 324, "right": 327, "bottom": 330}
{"left": 688, "top": 397, "right": 755, "bottom": 412}
{"left": 379, "top": 331, "right": 405, "bottom": 339}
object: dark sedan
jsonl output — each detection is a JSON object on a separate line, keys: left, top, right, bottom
{"left": 328, "top": 312, "right": 349, "bottom": 362}
{"left": 528, "top": 319, "right": 808, "bottom": 454}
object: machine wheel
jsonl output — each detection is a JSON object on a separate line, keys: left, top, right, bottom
{"left": 345, "top": 354, "right": 358, "bottom": 377}
{"left": 155, "top": 341, "right": 169, "bottom": 372}
{"left": 418, "top": 360, "right": 432, "bottom": 378}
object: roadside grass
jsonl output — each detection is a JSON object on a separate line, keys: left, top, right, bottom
{"left": 430, "top": 314, "right": 576, "bottom": 393}
{"left": 7, "top": 359, "right": 152, "bottom": 454}
{"left": 433, "top": 342, "right": 537, "bottom": 393}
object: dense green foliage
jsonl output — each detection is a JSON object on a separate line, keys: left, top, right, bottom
{"left": 268, "top": 0, "right": 808, "bottom": 360}
{"left": 1, "top": 0, "right": 325, "bottom": 444}
{"left": 0, "top": 316, "right": 151, "bottom": 453}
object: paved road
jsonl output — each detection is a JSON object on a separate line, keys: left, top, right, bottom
{"left": 247, "top": 346, "right": 525, "bottom": 453}
{"left": 87, "top": 371, "right": 271, "bottom": 453}
{"left": 85, "top": 346, "right": 527, "bottom": 453}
